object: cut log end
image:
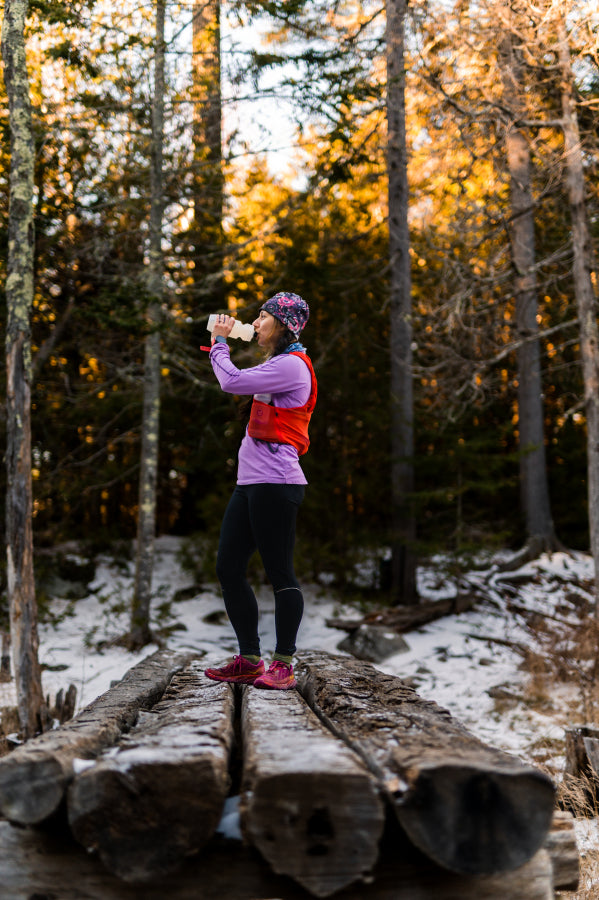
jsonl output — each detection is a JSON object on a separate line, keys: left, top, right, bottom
{"left": 67, "top": 668, "right": 234, "bottom": 883}
{"left": 397, "top": 762, "right": 556, "bottom": 875}
{"left": 241, "top": 688, "right": 385, "bottom": 897}
{"left": 0, "top": 755, "right": 66, "bottom": 825}
{"left": 0, "top": 649, "right": 197, "bottom": 827}
{"left": 243, "top": 771, "right": 383, "bottom": 898}
{"left": 295, "top": 650, "right": 556, "bottom": 877}
{"left": 69, "top": 759, "right": 228, "bottom": 882}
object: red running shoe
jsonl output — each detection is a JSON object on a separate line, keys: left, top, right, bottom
{"left": 204, "top": 655, "right": 265, "bottom": 684}
{"left": 254, "top": 660, "right": 296, "bottom": 691}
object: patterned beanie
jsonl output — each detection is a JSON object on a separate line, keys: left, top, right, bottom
{"left": 260, "top": 292, "right": 310, "bottom": 337}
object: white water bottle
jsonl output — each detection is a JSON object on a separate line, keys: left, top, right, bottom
{"left": 207, "top": 314, "right": 255, "bottom": 342}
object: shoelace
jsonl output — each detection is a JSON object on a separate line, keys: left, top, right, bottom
{"left": 228, "top": 655, "right": 245, "bottom": 672}
{"left": 268, "top": 661, "right": 289, "bottom": 673}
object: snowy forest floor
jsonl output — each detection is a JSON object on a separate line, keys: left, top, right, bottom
{"left": 1, "top": 536, "right": 599, "bottom": 897}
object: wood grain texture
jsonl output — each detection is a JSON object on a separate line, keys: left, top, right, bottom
{"left": 0, "top": 649, "right": 194, "bottom": 824}
{"left": 295, "top": 650, "right": 555, "bottom": 876}
{"left": 544, "top": 809, "right": 579, "bottom": 891}
{"left": 0, "top": 822, "right": 554, "bottom": 900}
{"left": 240, "top": 685, "right": 385, "bottom": 897}
{"left": 67, "top": 661, "right": 234, "bottom": 882}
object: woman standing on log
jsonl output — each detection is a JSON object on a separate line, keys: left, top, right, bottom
{"left": 204, "top": 293, "right": 316, "bottom": 691}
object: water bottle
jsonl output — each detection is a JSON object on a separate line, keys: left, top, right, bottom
{"left": 207, "top": 314, "right": 255, "bottom": 342}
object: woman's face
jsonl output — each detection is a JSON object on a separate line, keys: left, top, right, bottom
{"left": 252, "top": 310, "right": 282, "bottom": 350}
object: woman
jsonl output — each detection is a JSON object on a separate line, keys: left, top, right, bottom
{"left": 204, "top": 292, "right": 317, "bottom": 690}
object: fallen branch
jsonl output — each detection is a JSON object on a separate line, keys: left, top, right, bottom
{"left": 506, "top": 601, "right": 579, "bottom": 629}
{"left": 465, "top": 632, "right": 530, "bottom": 656}
{"left": 326, "top": 592, "right": 479, "bottom": 636}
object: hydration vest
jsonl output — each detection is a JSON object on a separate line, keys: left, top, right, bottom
{"left": 247, "top": 352, "right": 317, "bottom": 456}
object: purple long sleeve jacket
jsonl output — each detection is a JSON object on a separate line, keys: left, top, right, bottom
{"left": 210, "top": 342, "right": 311, "bottom": 484}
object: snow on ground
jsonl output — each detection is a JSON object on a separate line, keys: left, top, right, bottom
{"left": 4, "top": 538, "right": 590, "bottom": 761}
{"left": 1, "top": 536, "right": 598, "bottom": 863}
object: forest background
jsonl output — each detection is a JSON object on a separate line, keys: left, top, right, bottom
{"left": 1, "top": 0, "right": 598, "bottom": 607}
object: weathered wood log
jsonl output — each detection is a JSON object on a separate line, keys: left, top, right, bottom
{"left": 295, "top": 650, "right": 555, "bottom": 876}
{"left": 544, "top": 809, "right": 579, "bottom": 891}
{"left": 240, "top": 685, "right": 385, "bottom": 898}
{"left": 67, "top": 660, "right": 235, "bottom": 882}
{"left": 563, "top": 723, "right": 599, "bottom": 813}
{"left": 564, "top": 723, "right": 599, "bottom": 780}
{"left": 326, "top": 592, "right": 477, "bottom": 637}
{"left": 0, "top": 821, "right": 556, "bottom": 899}
{"left": 0, "top": 648, "right": 194, "bottom": 825}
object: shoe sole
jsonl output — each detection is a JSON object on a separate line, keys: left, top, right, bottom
{"left": 253, "top": 679, "right": 297, "bottom": 690}
{"left": 204, "top": 671, "right": 263, "bottom": 684}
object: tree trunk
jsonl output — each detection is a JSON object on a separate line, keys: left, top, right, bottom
{"left": 1, "top": 0, "right": 47, "bottom": 740}
{"left": 295, "top": 650, "right": 555, "bottom": 877}
{"left": 68, "top": 661, "right": 234, "bottom": 883}
{"left": 131, "top": 0, "right": 167, "bottom": 647}
{"left": 556, "top": 18, "right": 599, "bottom": 608}
{"left": 499, "top": 30, "right": 556, "bottom": 549}
{"left": 0, "top": 632, "right": 11, "bottom": 682}
{"left": 0, "top": 649, "right": 194, "bottom": 825}
{"left": 190, "top": 0, "right": 224, "bottom": 312}
{"left": 240, "top": 685, "right": 384, "bottom": 897}
{"left": 386, "top": 0, "right": 417, "bottom": 604}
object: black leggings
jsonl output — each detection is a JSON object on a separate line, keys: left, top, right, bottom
{"left": 215, "top": 483, "right": 305, "bottom": 658}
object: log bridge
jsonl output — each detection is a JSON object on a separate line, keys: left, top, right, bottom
{"left": 0, "top": 649, "right": 579, "bottom": 899}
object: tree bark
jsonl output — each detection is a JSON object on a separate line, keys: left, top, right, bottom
{"left": 386, "top": 0, "right": 417, "bottom": 604}
{"left": 0, "top": 631, "right": 11, "bottom": 682}
{"left": 295, "top": 650, "right": 555, "bottom": 876}
{"left": 0, "top": 649, "right": 193, "bottom": 825}
{"left": 240, "top": 685, "right": 384, "bottom": 898}
{"left": 131, "top": 0, "right": 167, "bottom": 647}
{"left": 1, "top": 0, "right": 47, "bottom": 740}
{"left": 499, "top": 27, "right": 556, "bottom": 549}
{"left": 556, "top": 17, "right": 599, "bottom": 609}
{"left": 68, "top": 661, "right": 234, "bottom": 883}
